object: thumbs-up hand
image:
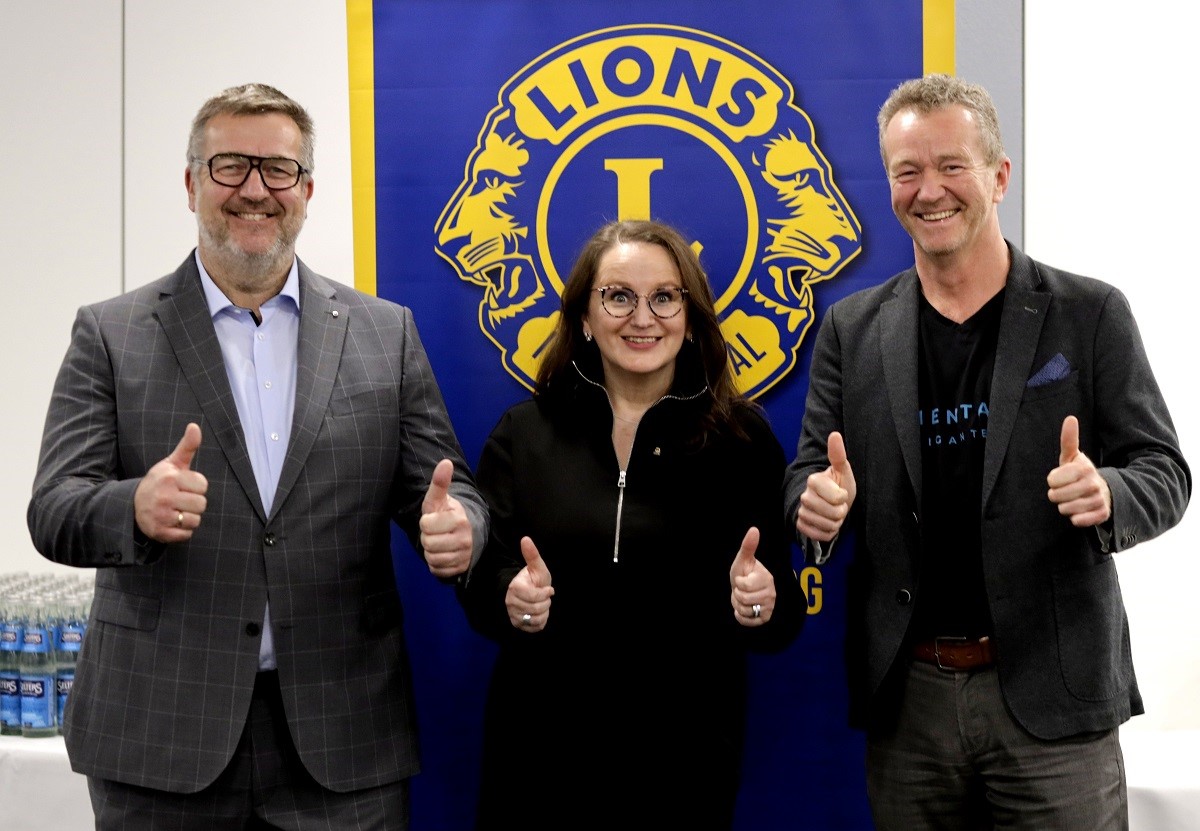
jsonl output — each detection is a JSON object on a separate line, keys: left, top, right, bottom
{"left": 420, "top": 458, "right": 475, "bottom": 579}
{"left": 505, "top": 536, "right": 555, "bottom": 631}
{"left": 1047, "top": 415, "right": 1112, "bottom": 527}
{"left": 796, "top": 431, "right": 857, "bottom": 541}
{"left": 729, "top": 527, "right": 775, "bottom": 627}
{"left": 134, "top": 422, "right": 209, "bottom": 542}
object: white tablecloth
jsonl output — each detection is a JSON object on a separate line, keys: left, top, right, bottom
{"left": 1, "top": 728, "right": 1196, "bottom": 829}
{"left": 0, "top": 734, "right": 91, "bottom": 829}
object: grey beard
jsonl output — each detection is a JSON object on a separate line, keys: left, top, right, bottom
{"left": 198, "top": 223, "right": 298, "bottom": 291}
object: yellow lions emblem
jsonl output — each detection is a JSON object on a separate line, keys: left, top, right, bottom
{"left": 435, "top": 24, "right": 861, "bottom": 396}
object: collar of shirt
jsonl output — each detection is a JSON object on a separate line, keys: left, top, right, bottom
{"left": 193, "top": 250, "right": 301, "bottom": 320}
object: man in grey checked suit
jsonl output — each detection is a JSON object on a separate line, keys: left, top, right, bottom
{"left": 785, "top": 75, "right": 1190, "bottom": 829}
{"left": 28, "top": 83, "right": 488, "bottom": 830}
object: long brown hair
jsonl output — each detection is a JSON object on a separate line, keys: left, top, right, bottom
{"left": 536, "top": 219, "right": 751, "bottom": 438}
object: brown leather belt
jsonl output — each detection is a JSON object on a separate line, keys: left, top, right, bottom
{"left": 912, "top": 637, "right": 995, "bottom": 671}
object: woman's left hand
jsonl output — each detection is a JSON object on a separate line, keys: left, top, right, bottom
{"left": 729, "top": 527, "right": 775, "bottom": 626}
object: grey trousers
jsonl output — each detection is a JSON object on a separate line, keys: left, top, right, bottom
{"left": 88, "top": 671, "right": 410, "bottom": 830}
{"left": 867, "top": 660, "right": 1127, "bottom": 831}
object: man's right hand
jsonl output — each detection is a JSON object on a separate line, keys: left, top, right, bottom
{"left": 796, "top": 431, "right": 856, "bottom": 542}
{"left": 134, "top": 422, "right": 209, "bottom": 543}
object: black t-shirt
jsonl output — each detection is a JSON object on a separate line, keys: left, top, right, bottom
{"left": 911, "top": 288, "right": 1004, "bottom": 640}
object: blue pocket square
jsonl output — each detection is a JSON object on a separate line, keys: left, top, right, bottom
{"left": 1027, "top": 353, "right": 1071, "bottom": 387}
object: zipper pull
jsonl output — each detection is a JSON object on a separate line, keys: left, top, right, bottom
{"left": 613, "top": 469, "right": 627, "bottom": 563}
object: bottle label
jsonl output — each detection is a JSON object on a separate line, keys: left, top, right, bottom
{"left": 22, "top": 628, "right": 50, "bottom": 653}
{"left": 0, "top": 671, "right": 19, "bottom": 728}
{"left": 56, "top": 669, "right": 74, "bottom": 725}
{"left": 20, "top": 674, "right": 56, "bottom": 729}
{"left": 0, "top": 625, "right": 20, "bottom": 651}
{"left": 58, "top": 626, "right": 85, "bottom": 651}
{"left": 57, "top": 624, "right": 85, "bottom": 658}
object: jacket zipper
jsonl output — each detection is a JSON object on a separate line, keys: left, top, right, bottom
{"left": 568, "top": 361, "right": 707, "bottom": 566}
{"left": 613, "top": 469, "right": 626, "bottom": 562}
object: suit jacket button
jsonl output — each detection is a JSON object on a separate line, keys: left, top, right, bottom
{"left": 264, "top": 533, "right": 276, "bottom": 547}
{"left": 895, "top": 589, "right": 913, "bottom": 605}
{"left": 245, "top": 622, "right": 261, "bottom": 636}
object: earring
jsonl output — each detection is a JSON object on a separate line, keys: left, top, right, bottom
{"left": 686, "top": 333, "right": 694, "bottom": 342}
{"left": 584, "top": 331, "right": 593, "bottom": 342}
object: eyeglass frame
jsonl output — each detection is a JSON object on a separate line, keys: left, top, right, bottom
{"left": 191, "top": 153, "right": 311, "bottom": 191}
{"left": 592, "top": 285, "right": 690, "bottom": 319}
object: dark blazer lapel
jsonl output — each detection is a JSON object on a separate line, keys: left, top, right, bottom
{"left": 881, "top": 270, "right": 923, "bottom": 501}
{"left": 156, "top": 254, "right": 265, "bottom": 520}
{"left": 981, "top": 249, "right": 1049, "bottom": 507}
{"left": 270, "top": 260, "right": 349, "bottom": 518}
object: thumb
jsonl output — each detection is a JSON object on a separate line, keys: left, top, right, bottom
{"left": 827, "top": 431, "right": 850, "bottom": 482}
{"left": 1059, "top": 415, "right": 1080, "bottom": 466}
{"left": 731, "top": 527, "right": 760, "bottom": 577}
{"left": 422, "top": 459, "right": 453, "bottom": 514}
{"left": 169, "top": 423, "right": 202, "bottom": 470}
{"left": 520, "top": 536, "right": 551, "bottom": 587}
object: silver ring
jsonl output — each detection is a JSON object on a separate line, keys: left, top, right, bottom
{"left": 176, "top": 511, "right": 185, "bottom": 528}
{"left": 521, "top": 613, "right": 532, "bottom": 626}
{"left": 751, "top": 603, "right": 762, "bottom": 619}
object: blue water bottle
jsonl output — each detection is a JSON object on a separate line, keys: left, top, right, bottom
{"left": 56, "top": 597, "right": 85, "bottom": 733}
{"left": 20, "top": 597, "right": 57, "bottom": 737}
{"left": 0, "top": 598, "right": 23, "bottom": 735}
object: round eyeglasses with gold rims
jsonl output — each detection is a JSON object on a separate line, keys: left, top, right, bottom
{"left": 593, "top": 286, "right": 689, "bottom": 319}
{"left": 192, "top": 153, "right": 310, "bottom": 190}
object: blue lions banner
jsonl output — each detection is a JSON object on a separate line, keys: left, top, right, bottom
{"left": 348, "top": 2, "right": 950, "bottom": 828}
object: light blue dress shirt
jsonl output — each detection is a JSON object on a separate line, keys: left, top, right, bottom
{"left": 196, "top": 252, "right": 299, "bottom": 671}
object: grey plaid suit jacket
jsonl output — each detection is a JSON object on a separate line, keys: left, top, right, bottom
{"left": 28, "top": 252, "right": 488, "bottom": 793}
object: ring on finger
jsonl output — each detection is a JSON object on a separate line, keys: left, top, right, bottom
{"left": 521, "top": 613, "right": 532, "bottom": 626}
{"left": 176, "top": 511, "right": 185, "bottom": 528}
{"left": 751, "top": 603, "right": 762, "bottom": 619}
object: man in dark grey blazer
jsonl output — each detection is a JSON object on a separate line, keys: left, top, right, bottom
{"left": 27, "top": 83, "right": 488, "bottom": 830}
{"left": 784, "top": 75, "right": 1190, "bottom": 830}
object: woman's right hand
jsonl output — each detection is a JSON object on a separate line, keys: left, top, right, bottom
{"left": 505, "top": 536, "right": 554, "bottom": 632}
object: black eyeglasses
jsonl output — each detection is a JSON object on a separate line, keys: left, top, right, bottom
{"left": 593, "top": 286, "right": 689, "bottom": 319}
{"left": 192, "top": 153, "right": 310, "bottom": 190}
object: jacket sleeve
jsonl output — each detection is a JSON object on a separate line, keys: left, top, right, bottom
{"left": 1090, "top": 287, "right": 1190, "bottom": 550}
{"left": 27, "top": 304, "right": 163, "bottom": 569}
{"left": 783, "top": 305, "right": 847, "bottom": 564}
{"left": 389, "top": 308, "right": 489, "bottom": 567}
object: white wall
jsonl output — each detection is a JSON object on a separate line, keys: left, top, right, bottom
{"left": 1024, "top": 5, "right": 1200, "bottom": 731}
{"left": 0, "top": 0, "right": 352, "bottom": 565}
{"left": 2, "top": 2, "right": 1196, "bottom": 732}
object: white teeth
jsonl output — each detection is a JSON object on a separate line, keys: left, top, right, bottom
{"left": 922, "top": 209, "right": 956, "bottom": 221}
{"left": 238, "top": 213, "right": 270, "bottom": 221}
{"left": 625, "top": 337, "right": 658, "bottom": 343}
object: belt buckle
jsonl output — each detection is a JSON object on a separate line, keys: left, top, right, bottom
{"left": 933, "top": 636, "right": 969, "bottom": 671}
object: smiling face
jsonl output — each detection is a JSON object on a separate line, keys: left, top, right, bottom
{"left": 883, "top": 104, "right": 1009, "bottom": 264}
{"left": 582, "top": 241, "right": 689, "bottom": 397}
{"left": 186, "top": 112, "right": 313, "bottom": 291}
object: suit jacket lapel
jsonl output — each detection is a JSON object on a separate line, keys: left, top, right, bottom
{"left": 981, "top": 248, "right": 1049, "bottom": 507}
{"left": 156, "top": 254, "right": 266, "bottom": 520}
{"left": 270, "top": 260, "right": 349, "bottom": 519}
{"left": 881, "top": 270, "right": 923, "bottom": 502}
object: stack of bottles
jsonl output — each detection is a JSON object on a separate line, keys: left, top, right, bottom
{"left": 0, "top": 572, "right": 93, "bottom": 738}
